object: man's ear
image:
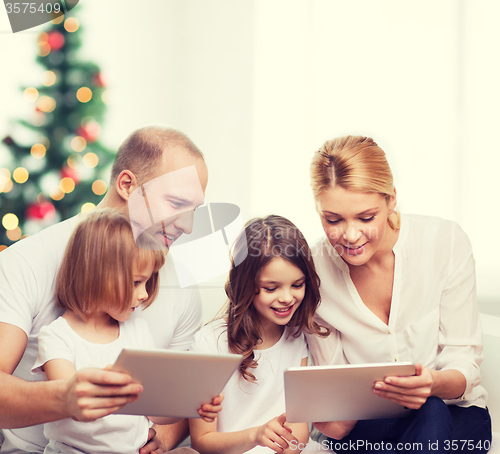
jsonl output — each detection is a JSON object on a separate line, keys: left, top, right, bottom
{"left": 115, "top": 170, "right": 138, "bottom": 202}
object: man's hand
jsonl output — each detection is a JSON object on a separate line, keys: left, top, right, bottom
{"left": 139, "top": 427, "right": 161, "bottom": 454}
{"left": 64, "top": 368, "right": 143, "bottom": 421}
{"left": 313, "top": 420, "right": 357, "bottom": 440}
{"left": 142, "top": 421, "right": 190, "bottom": 454}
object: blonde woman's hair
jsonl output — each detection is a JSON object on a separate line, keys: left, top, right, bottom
{"left": 56, "top": 208, "right": 165, "bottom": 321}
{"left": 310, "top": 135, "right": 400, "bottom": 230}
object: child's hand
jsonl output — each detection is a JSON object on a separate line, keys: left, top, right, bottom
{"left": 253, "top": 413, "right": 297, "bottom": 453}
{"left": 197, "top": 393, "right": 224, "bottom": 423}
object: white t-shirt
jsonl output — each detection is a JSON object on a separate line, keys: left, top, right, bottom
{"left": 31, "top": 316, "right": 154, "bottom": 454}
{"left": 305, "top": 213, "right": 487, "bottom": 408}
{"left": 0, "top": 216, "right": 202, "bottom": 453}
{"left": 190, "top": 319, "right": 308, "bottom": 454}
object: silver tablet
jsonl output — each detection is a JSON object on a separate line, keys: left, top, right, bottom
{"left": 285, "top": 362, "right": 416, "bottom": 423}
{"left": 111, "top": 348, "right": 243, "bottom": 418}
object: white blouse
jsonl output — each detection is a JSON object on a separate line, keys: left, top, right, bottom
{"left": 305, "top": 213, "right": 487, "bottom": 408}
{"left": 191, "top": 319, "right": 308, "bottom": 453}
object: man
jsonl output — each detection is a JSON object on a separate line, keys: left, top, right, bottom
{"left": 0, "top": 126, "right": 213, "bottom": 453}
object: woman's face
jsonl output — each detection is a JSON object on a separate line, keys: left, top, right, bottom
{"left": 316, "top": 185, "right": 396, "bottom": 266}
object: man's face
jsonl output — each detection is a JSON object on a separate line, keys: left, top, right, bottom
{"left": 128, "top": 148, "right": 208, "bottom": 250}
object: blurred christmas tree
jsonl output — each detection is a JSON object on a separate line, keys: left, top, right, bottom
{"left": 0, "top": 8, "right": 114, "bottom": 249}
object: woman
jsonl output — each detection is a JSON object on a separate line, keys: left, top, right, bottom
{"left": 306, "top": 136, "right": 491, "bottom": 453}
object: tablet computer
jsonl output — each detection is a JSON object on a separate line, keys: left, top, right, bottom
{"left": 284, "top": 362, "right": 415, "bottom": 423}
{"left": 111, "top": 348, "right": 243, "bottom": 418}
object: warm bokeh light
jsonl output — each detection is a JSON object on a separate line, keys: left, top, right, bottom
{"left": 76, "top": 87, "right": 92, "bottom": 103}
{"left": 50, "top": 187, "right": 65, "bottom": 200}
{"left": 81, "top": 202, "right": 95, "bottom": 212}
{"left": 0, "top": 245, "right": 7, "bottom": 253}
{"left": 38, "top": 43, "right": 51, "bottom": 57}
{"left": 24, "top": 87, "right": 39, "bottom": 102}
{"left": 67, "top": 154, "right": 80, "bottom": 169}
{"left": 31, "top": 143, "right": 47, "bottom": 159}
{"left": 6, "top": 227, "right": 22, "bottom": 242}
{"left": 71, "top": 136, "right": 87, "bottom": 152}
{"left": 41, "top": 71, "right": 57, "bottom": 86}
{"left": 64, "top": 17, "right": 79, "bottom": 33}
{"left": 0, "top": 169, "right": 11, "bottom": 184}
{"left": 2, "top": 213, "right": 19, "bottom": 230}
{"left": 0, "top": 170, "right": 12, "bottom": 193}
{"left": 83, "top": 152, "right": 98, "bottom": 168}
{"left": 13, "top": 167, "right": 29, "bottom": 184}
{"left": 51, "top": 15, "right": 64, "bottom": 25}
{"left": 60, "top": 177, "right": 76, "bottom": 193}
{"left": 0, "top": 179, "right": 13, "bottom": 193}
{"left": 92, "top": 180, "right": 107, "bottom": 195}
{"left": 37, "top": 96, "right": 56, "bottom": 113}
{"left": 38, "top": 32, "right": 49, "bottom": 43}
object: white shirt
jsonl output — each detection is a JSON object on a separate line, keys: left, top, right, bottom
{"left": 32, "top": 316, "right": 154, "bottom": 454}
{"left": 191, "top": 319, "right": 308, "bottom": 454}
{"left": 305, "top": 213, "right": 487, "bottom": 408}
{"left": 0, "top": 216, "right": 202, "bottom": 453}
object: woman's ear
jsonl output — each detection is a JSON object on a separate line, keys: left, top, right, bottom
{"left": 115, "top": 170, "right": 139, "bottom": 201}
{"left": 388, "top": 187, "right": 397, "bottom": 214}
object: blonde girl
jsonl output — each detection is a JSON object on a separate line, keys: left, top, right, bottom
{"left": 32, "top": 209, "right": 211, "bottom": 454}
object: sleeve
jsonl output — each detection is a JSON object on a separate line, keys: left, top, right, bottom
{"left": 189, "top": 322, "right": 224, "bottom": 354}
{"left": 305, "top": 315, "right": 348, "bottom": 366}
{"left": 31, "top": 322, "right": 74, "bottom": 375}
{"left": 130, "top": 316, "right": 157, "bottom": 350}
{"left": 0, "top": 247, "right": 37, "bottom": 335}
{"left": 167, "top": 286, "right": 203, "bottom": 351}
{"left": 435, "top": 223, "right": 483, "bottom": 402}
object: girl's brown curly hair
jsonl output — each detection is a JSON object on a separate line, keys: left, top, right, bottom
{"left": 224, "top": 215, "right": 329, "bottom": 383}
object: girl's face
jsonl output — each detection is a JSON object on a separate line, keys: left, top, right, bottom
{"left": 107, "top": 260, "right": 155, "bottom": 322}
{"left": 252, "top": 257, "right": 306, "bottom": 331}
{"left": 316, "top": 185, "right": 396, "bottom": 267}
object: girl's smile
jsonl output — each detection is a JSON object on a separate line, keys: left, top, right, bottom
{"left": 270, "top": 304, "right": 295, "bottom": 317}
{"left": 253, "top": 257, "right": 305, "bottom": 332}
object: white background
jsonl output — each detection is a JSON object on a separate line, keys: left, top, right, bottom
{"left": 0, "top": 0, "right": 499, "bottom": 301}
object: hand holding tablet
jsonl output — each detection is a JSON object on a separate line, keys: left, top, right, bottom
{"left": 284, "top": 362, "right": 416, "bottom": 423}
{"left": 111, "top": 348, "right": 242, "bottom": 419}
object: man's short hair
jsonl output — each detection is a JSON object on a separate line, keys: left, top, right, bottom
{"left": 110, "top": 126, "right": 204, "bottom": 185}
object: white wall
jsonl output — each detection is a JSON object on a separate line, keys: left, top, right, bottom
{"left": 1, "top": 0, "right": 499, "bottom": 300}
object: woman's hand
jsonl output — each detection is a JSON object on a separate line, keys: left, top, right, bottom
{"left": 198, "top": 393, "right": 224, "bottom": 423}
{"left": 372, "top": 363, "right": 433, "bottom": 409}
{"left": 252, "top": 413, "right": 297, "bottom": 453}
{"left": 313, "top": 420, "right": 357, "bottom": 440}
